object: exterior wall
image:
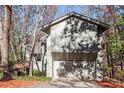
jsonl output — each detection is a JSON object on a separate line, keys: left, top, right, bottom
{"left": 45, "top": 17, "right": 103, "bottom": 80}
{"left": 33, "top": 42, "right": 42, "bottom": 71}
{"left": 33, "top": 59, "right": 43, "bottom": 71}
{"left": 0, "top": 20, "right": 2, "bottom": 39}
{"left": 31, "top": 33, "right": 47, "bottom": 71}
{"left": 97, "top": 36, "right": 103, "bottom": 80}
{"left": 45, "top": 35, "right": 53, "bottom": 77}
{"left": 0, "top": 20, "right": 2, "bottom": 62}
{"left": 33, "top": 44, "right": 46, "bottom": 71}
{"left": 50, "top": 18, "right": 98, "bottom": 53}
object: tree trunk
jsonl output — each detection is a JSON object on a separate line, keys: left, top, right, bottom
{"left": 29, "top": 6, "right": 46, "bottom": 76}
{"left": 34, "top": 57, "right": 40, "bottom": 71}
{"left": 29, "top": 23, "right": 38, "bottom": 76}
{"left": 106, "top": 43, "right": 112, "bottom": 78}
{"left": 1, "top": 6, "right": 12, "bottom": 80}
{"left": 10, "top": 40, "right": 18, "bottom": 61}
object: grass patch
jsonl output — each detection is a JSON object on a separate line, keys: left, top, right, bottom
{"left": 13, "top": 76, "right": 52, "bottom": 81}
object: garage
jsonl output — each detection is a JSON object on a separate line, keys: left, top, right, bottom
{"left": 51, "top": 52, "right": 99, "bottom": 80}
{"left": 43, "top": 12, "right": 109, "bottom": 80}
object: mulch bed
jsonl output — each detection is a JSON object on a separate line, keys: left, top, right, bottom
{"left": 96, "top": 81, "right": 124, "bottom": 88}
{"left": 0, "top": 80, "right": 39, "bottom": 88}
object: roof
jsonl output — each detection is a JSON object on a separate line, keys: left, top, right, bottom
{"left": 13, "top": 61, "right": 30, "bottom": 70}
{"left": 43, "top": 11, "right": 110, "bottom": 33}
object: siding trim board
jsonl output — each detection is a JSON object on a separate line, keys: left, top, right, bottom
{"left": 51, "top": 52, "right": 97, "bottom": 61}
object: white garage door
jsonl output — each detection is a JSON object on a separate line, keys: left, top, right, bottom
{"left": 52, "top": 52, "right": 98, "bottom": 80}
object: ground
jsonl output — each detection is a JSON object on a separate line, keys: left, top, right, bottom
{"left": 0, "top": 77, "right": 101, "bottom": 88}
{"left": 0, "top": 80, "right": 39, "bottom": 88}
{"left": 1, "top": 77, "right": 124, "bottom": 88}
{"left": 25, "top": 79, "right": 102, "bottom": 88}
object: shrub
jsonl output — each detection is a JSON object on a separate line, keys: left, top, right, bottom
{"left": 0, "top": 71, "right": 4, "bottom": 80}
{"left": 116, "top": 69, "right": 124, "bottom": 81}
{"left": 32, "top": 70, "right": 46, "bottom": 77}
{"left": 14, "top": 76, "right": 52, "bottom": 81}
{"left": 103, "top": 66, "right": 112, "bottom": 72}
{"left": 17, "top": 70, "right": 26, "bottom": 76}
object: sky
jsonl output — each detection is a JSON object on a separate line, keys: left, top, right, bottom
{"left": 55, "top": 5, "right": 87, "bottom": 19}
{"left": 58, "top": 5, "right": 82, "bottom": 13}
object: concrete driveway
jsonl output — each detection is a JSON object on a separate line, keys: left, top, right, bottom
{"left": 26, "top": 79, "right": 102, "bottom": 88}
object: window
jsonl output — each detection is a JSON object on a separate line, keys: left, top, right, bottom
{"left": 37, "top": 54, "right": 41, "bottom": 61}
{"left": 34, "top": 54, "right": 41, "bottom": 61}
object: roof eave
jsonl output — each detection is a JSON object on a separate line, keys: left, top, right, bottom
{"left": 43, "top": 12, "right": 110, "bottom": 33}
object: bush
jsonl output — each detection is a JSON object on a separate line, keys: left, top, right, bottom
{"left": 116, "top": 69, "right": 124, "bottom": 81}
{"left": 17, "top": 70, "right": 26, "bottom": 76}
{"left": 32, "top": 70, "right": 42, "bottom": 76}
{"left": 0, "top": 71, "right": 4, "bottom": 80}
{"left": 41, "top": 71, "right": 46, "bottom": 77}
{"left": 103, "top": 66, "right": 112, "bottom": 72}
{"left": 32, "top": 70, "right": 46, "bottom": 77}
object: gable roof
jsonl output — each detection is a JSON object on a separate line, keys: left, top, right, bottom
{"left": 43, "top": 11, "right": 110, "bottom": 33}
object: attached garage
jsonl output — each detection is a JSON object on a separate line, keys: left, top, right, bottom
{"left": 43, "top": 12, "right": 110, "bottom": 80}
{"left": 51, "top": 52, "right": 98, "bottom": 80}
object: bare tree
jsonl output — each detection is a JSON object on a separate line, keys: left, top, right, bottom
{"left": 29, "top": 6, "right": 57, "bottom": 76}
{"left": 1, "top": 5, "right": 12, "bottom": 79}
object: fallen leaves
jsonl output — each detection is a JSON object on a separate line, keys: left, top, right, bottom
{"left": 0, "top": 80, "right": 39, "bottom": 88}
{"left": 96, "top": 81, "right": 124, "bottom": 88}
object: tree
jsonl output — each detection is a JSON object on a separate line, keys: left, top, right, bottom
{"left": 1, "top": 5, "right": 12, "bottom": 79}
{"left": 1, "top": 5, "right": 57, "bottom": 76}
{"left": 28, "top": 6, "right": 57, "bottom": 76}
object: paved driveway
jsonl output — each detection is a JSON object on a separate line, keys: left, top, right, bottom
{"left": 26, "top": 80, "right": 102, "bottom": 88}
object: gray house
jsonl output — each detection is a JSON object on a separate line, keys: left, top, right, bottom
{"left": 42, "top": 12, "right": 109, "bottom": 81}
